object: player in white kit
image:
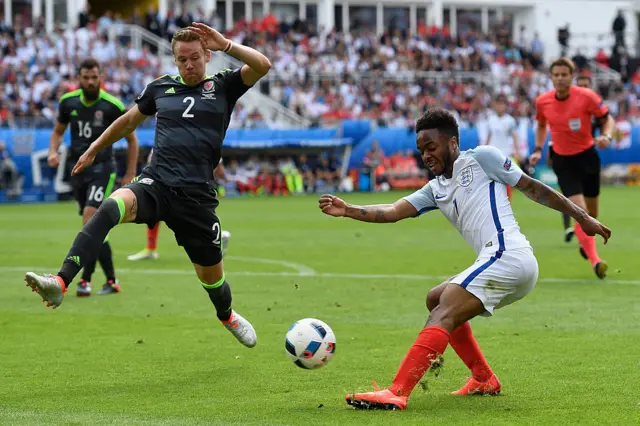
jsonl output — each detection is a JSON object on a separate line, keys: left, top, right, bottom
{"left": 484, "top": 95, "right": 520, "bottom": 200}
{"left": 319, "top": 108, "right": 611, "bottom": 411}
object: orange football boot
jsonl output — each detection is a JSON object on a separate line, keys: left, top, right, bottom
{"left": 346, "top": 383, "right": 408, "bottom": 410}
{"left": 451, "top": 374, "right": 501, "bottom": 396}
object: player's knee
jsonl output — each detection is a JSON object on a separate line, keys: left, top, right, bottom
{"left": 97, "top": 197, "right": 122, "bottom": 222}
{"left": 426, "top": 288, "right": 440, "bottom": 311}
{"left": 198, "top": 273, "right": 223, "bottom": 286}
{"left": 194, "top": 262, "right": 224, "bottom": 285}
{"left": 426, "top": 293, "right": 471, "bottom": 331}
{"left": 425, "top": 305, "right": 455, "bottom": 330}
{"left": 107, "top": 188, "right": 137, "bottom": 223}
{"left": 426, "top": 281, "right": 449, "bottom": 311}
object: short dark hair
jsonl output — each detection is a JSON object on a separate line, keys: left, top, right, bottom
{"left": 171, "top": 28, "right": 201, "bottom": 54}
{"left": 549, "top": 57, "right": 575, "bottom": 74}
{"left": 416, "top": 108, "right": 459, "bottom": 143}
{"left": 79, "top": 58, "right": 100, "bottom": 72}
{"left": 495, "top": 94, "right": 508, "bottom": 103}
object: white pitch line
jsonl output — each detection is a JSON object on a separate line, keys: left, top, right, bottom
{"left": 1, "top": 266, "right": 639, "bottom": 285}
{"left": 225, "top": 255, "right": 317, "bottom": 275}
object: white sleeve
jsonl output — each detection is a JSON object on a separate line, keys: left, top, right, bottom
{"left": 403, "top": 182, "right": 438, "bottom": 215}
{"left": 472, "top": 146, "right": 523, "bottom": 186}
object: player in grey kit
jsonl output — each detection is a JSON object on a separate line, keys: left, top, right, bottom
{"left": 24, "top": 24, "right": 271, "bottom": 348}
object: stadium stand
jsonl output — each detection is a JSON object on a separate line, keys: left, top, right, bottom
{"left": 1, "top": 3, "right": 640, "bottom": 201}
{"left": 2, "top": 6, "right": 639, "bottom": 128}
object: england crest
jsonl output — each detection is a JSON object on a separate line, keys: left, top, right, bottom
{"left": 459, "top": 166, "right": 474, "bottom": 187}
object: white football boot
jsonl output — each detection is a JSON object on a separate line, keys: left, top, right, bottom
{"left": 24, "top": 272, "right": 66, "bottom": 309}
{"left": 222, "top": 310, "right": 257, "bottom": 348}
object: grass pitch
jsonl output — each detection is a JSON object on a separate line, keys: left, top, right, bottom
{"left": 1, "top": 187, "right": 639, "bottom": 425}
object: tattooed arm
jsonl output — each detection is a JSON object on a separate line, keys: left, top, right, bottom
{"left": 345, "top": 201, "right": 418, "bottom": 223}
{"left": 471, "top": 145, "right": 611, "bottom": 242}
{"left": 515, "top": 174, "right": 590, "bottom": 221}
{"left": 515, "top": 174, "right": 612, "bottom": 242}
{"left": 318, "top": 195, "right": 418, "bottom": 223}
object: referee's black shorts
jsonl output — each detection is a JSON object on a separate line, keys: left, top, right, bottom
{"left": 549, "top": 145, "right": 601, "bottom": 198}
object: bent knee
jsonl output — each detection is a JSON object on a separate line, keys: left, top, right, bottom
{"left": 199, "top": 273, "right": 225, "bottom": 287}
{"left": 426, "top": 280, "right": 451, "bottom": 311}
{"left": 426, "top": 304, "right": 458, "bottom": 329}
{"left": 108, "top": 188, "right": 137, "bottom": 223}
{"left": 194, "top": 262, "right": 224, "bottom": 285}
{"left": 426, "top": 289, "right": 440, "bottom": 311}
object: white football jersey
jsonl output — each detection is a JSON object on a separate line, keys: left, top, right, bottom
{"left": 487, "top": 113, "right": 517, "bottom": 158}
{"left": 404, "top": 146, "right": 531, "bottom": 255}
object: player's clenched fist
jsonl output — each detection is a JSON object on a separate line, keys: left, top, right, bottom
{"left": 319, "top": 194, "right": 346, "bottom": 217}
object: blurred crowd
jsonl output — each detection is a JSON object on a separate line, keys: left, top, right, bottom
{"left": 219, "top": 152, "right": 345, "bottom": 195}
{"left": 1, "top": 6, "right": 639, "bottom": 198}
{"left": 217, "top": 147, "right": 426, "bottom": 195}
{"left": 0, "top": 12, "right": 171, "bottom": 128}
{"left": 1, "top": 6, "right": 640, "bottom": 131}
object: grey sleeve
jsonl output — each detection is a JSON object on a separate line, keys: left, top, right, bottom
{"left": 220, "top": 68, "right": 252, "bottom": 109}
{"left": 403, "top": 182, "right": 438, "bottom": 215}
{"left": 135, "top": 82, "right": 157, "bottom": 116}
{"left": 472, "top": 146, "right": 523, "bottom": 186}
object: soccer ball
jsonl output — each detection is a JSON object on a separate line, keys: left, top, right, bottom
{"left": 285, "top": 318, "right": 336, "bottom": 369}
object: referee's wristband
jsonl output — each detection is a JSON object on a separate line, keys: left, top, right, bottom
{"left": 533, "top": 146, "right": 543, "bottom": 154}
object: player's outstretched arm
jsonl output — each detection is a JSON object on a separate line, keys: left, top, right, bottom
{"left": 319, "top": 194, "right": 417, "bottom": 223}
{"left": 72, "top": 106, "right": 148, "bottom": 176}
{"left": 515, "top": 174, "right": 611, "bottom": 243}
